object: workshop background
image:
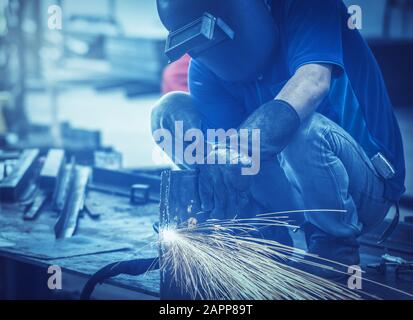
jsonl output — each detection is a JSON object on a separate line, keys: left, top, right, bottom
{"left": 0, "top": 0, "right": 413, "bottom": 300}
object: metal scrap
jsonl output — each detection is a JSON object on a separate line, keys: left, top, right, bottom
{"left": 0, "top": 149, "right": 39, "bottom": 202}
{"left": 54, "top": 166, "right": 90, "bottom": 239}
{"left": 39, "top": 149, "right": 66, "bottom": 191}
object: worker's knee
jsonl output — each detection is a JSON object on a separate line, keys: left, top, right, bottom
{"left": 151, "top": 91, "right": 190, "bottom": 133}
{"left": 284, "top": 112, "right": 335, "bottom": 163}
{"left": 151, "top": 91, "right": 199, "bottom": 134}
{"left": 295, "top": 113, "right": 331, "bottom": 146}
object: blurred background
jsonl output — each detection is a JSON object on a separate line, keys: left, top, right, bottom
{"left": 0, "top": 0, "right": 168, "bottom": 169}
{"left": 0, "top": 0, "right": 412, "bottom": 161}
{"left": 0, "top": 0, "right": 412, "bottom": 300}
{"left": 0, "top": 0, "right": 412, "bottom": 164}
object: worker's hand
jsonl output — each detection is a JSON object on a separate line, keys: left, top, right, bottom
{"left": 197, "top": 144, "right": 262, "bottom": 220}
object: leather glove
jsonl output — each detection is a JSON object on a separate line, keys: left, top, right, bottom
{"left": 198, "top": 99, "right": 301, "bottom": 221}
{"left": 198, "top": 144, "right": 263, "bottom": 220}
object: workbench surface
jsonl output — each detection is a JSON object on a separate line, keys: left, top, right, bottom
{"left": 0, "top": 190, "right": 161, "bottom": 298}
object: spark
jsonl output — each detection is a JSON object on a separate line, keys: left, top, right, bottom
{"left": 159, "top": 211, "right": 363, "bottom": 300}
{"left": 160, "top": 227, "right": 181, "bottom": 244}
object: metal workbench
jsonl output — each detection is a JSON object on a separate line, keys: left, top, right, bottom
{"left": 0, "top": 190, "right": 161, "bottom": 299}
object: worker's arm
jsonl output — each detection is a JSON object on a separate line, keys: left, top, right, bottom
{"left": 276, "top": 63, "right": 332, "bottom": 121}
{"left": 239, "top": 63, "right": 332, "bottom": 158}
{"left": 198, "top": 63, "right": 333, "bottom": 218}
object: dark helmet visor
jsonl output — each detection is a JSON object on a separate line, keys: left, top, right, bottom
{"left": 165, "top": 12, "right": 234, "bottom": 63}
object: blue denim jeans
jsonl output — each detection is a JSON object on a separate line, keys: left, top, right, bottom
{"left": 280, "top": 112, "right": 392, "bottom": 238}
{"left": 152, "top": 93, "right": 392, "bottom": 239}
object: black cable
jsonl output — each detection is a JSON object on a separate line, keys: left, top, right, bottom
{"left": 80, "top": 257, "right": 159, "bottom": 300}
{"left": 377, "top": 202, "right": 400, "bottom": 244}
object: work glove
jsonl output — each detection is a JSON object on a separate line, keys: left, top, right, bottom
{"left": 196, "top": 147, "right": 296, "bottom": 247}
{"left": 197, "top": 99, "right": 301, "bottom": 222}
{"left": 197, "top": 143, "right": 263, "bottom": 221}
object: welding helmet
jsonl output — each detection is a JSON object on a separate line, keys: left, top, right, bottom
{"left": 157, "top": 0, "right": 278, "bottom": 82}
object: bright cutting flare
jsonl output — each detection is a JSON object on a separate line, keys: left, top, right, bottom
{"left": 159, "top": 211, "right": 361, "bottom": 300}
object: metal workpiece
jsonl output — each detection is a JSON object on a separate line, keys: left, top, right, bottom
{"left": 368, "top": 254, "right": 413, "bottom": 277}
{"left": 0, "top": 151, "right": 20, "bottom": 161}
{"left": 54, "top": 166, "right": 91, "bottom": 239}
{"left": 0, "top": 149, "right": 39, "bottom": 202}
{"left": 39, "top": 149, "right": 66, "bottom": 191}
{"left": 52, "top": 160, "right": 76, "bottom": 212}
{"left": 159, "top": 170, "right": 202, "bottom": 300}
{"left": 23, "top": 189, "right": 49, "bottom": 221}
{"left": 93, "top": 150, "right": 123, "bottom": 170}
{"left": 159, "top": 170, "right": 202, "bottom": 228}
{"left": 91, "top": 167, "right": 161, "bottom": 202}
{"left": 130, "top": 184, "right": 150, "bottom": 205}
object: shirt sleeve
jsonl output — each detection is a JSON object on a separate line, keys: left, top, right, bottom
{"left": 284, "top": 0, "right": 345, "bottom": 76}
{"left": 188, "top": 59, "right": 247, "bottom": 130}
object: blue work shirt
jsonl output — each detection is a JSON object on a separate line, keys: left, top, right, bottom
{"left": 188, "top": 0, "right": 405, "bottom": 201}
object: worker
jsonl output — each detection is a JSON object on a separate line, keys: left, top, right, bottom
{"left": 151, "top": 0, "right": 406, "bottom": 278}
